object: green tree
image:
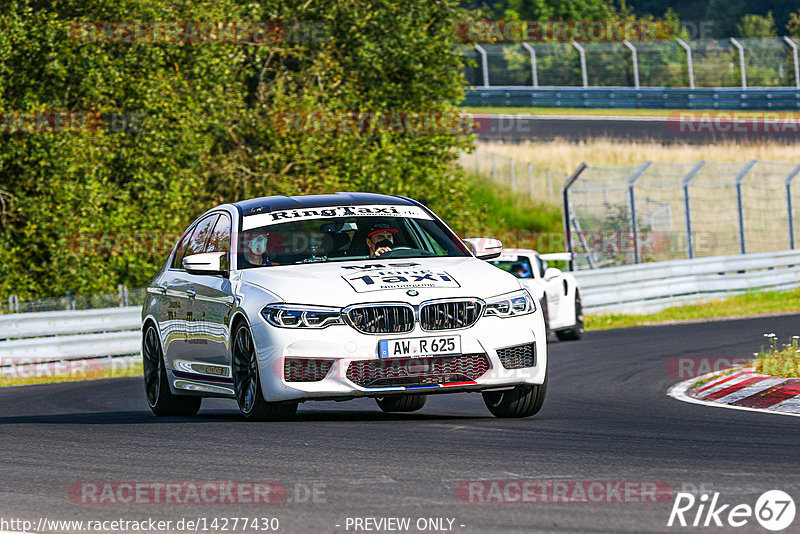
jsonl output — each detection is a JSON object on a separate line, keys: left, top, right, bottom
{"left": 0, "top": 0, "right": 479, "bottom": 299}
{"left": 737, "top": 12, "right": 778, "bottom": 37}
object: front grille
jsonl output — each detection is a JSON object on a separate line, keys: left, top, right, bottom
{"left": 284, "top": 358, "right": 335, "bottom": 382}
{"left": 345, "top": 354, "right": 491, "bottom": 388}
{"left": 419, "top": 299, "right": 483, "bottom": 331}
{"left": 496, "top": 343, "right": 536, "bottom": 369}
{"left": 346, "top": 305, "right": 414, "bottom": 334}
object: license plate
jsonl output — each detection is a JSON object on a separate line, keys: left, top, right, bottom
{"left": 378, "top": 336, "right": 461, "bottom": 359}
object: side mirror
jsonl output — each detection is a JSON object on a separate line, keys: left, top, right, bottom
{"left": 463, "top": 238, "right": 503, "bottom": 260}
{"left": 183, "top": 252, "right": 228, "bottom": 276}
{"left": 544, "top": 267, "right": 562, "bottom": 280}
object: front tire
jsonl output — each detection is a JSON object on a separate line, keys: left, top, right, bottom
{"left": 142, "top": 325, "right": 202, "bottom": 417}
{"left": 482, "top": 376, "right": 547, "bottom": 418}
{"left": 232, "top": 322, "right": 297, "bottom": 421}
{"left": 376, "top": 395, "right": 427, "bottom": 413}
{"left": 556, "top": 290, "right": 583, "bottom": 341}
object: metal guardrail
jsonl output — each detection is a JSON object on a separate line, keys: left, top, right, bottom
{"left": 463, "top": 87, "right": 800, "bottom": 110}
{"left": 0, "top": 307, "right": 141, "bottom": 338}
{"left": 0, "top": 306, "right": 141, "bottom": 361}
{"left": 573, "top": 249, "right": 800, "bottom": 315}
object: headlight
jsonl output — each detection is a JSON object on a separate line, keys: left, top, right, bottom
{"left": 484, "top": 289, "right": 536, "bottom": 318}
{"left": 261, "top": 304, "right": 344, "bottom": 328}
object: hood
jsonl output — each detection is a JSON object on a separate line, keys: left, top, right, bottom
{"left": 238, "top": 256, "right": 522, "bottom": 307}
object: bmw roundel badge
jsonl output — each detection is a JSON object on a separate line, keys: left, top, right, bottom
{"left": 406, "top": 290, "right": 419, "bottom": 296}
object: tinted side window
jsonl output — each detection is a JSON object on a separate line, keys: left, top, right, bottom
{"left": 170, "top": 228, "right": 194, "bottom": 269}
{"left": 206, "top": 214, "right": 231, "bottom": 254}
{"left": 177, "top": 215, "right": 218, "bottom": 268}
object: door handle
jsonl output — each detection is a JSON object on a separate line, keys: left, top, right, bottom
{"left": 157, "top": 284, "right": 167, "bottom": 295}
{"left": 186, "top": 288, "right": 197, "bottom": 300}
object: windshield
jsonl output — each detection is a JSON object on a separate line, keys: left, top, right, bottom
{"left": 237, "top": 204, "right": 470, "bottom": 268}
{"left": 489, "top": 257, "right": 534, "bottom": 279}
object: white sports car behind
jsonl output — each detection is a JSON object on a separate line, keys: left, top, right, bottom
{"left": 141, "top": 193, "right": 548, "bottom": 421}
{"left": 487, "top": 249, "right": 583, "bottom": 341}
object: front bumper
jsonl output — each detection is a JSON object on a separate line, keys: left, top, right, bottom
{"left": 251, "top": 312, "right": 547, "bottom": 402}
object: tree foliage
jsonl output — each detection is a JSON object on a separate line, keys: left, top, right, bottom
{"left": 0, "top": 0, "right": 481, "bottom": 298}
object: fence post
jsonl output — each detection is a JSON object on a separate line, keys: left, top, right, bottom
{"left": 9, "top": 294, "right": 19, "bottom": 313}
{"left": 510, "top": 158, "right": 516, "bottom": 191}
{"left": 547, "top": 168, "right": 553, "bottom": 198}
{"left": 730, "top": 38, "right": 747, "bottom": 89}
{"left": 681, "top": 161, "right": 706, "bottom": 259}
{"left": 491, "top": 153, "right": 497, "bottom": 182}
{"left": 571, "top": 41, "right": 588, "bottom": 87}
{"left": 528, "top": 163, "right": 534, "bottom": 199}
{"left": 783, "top": 37, "right": 800, "bottom": 89}
{"left": 786, "top": 164, "right": 800, "bottom": 249}
{"left": 627, "top": 162, "right": 652, "bottom": 264}
{"left": 474, "top": 44, "right": 490, "bottom": 88}
{"left": 563, "top": 163, "right": 588, "bottom": 271}
{"left": 676, "top": 38, "right": 695, "bottom": 89}
{"left": 475, "top": 147, "right": 480, "bottom": 172}
{"left": 623, "top": 40, "right": 640, "bottom": 89}
{"left": 521, "top": 42, "right": 538, "bottom": 87}
{"left": 118, "top": 284, "right": 129, "bottom": 307}
{"left": 735, "top": 160, "right": 758, "bottom": 255}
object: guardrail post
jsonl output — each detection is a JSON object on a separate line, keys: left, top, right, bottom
{"left": 563, "top": 163, "right": 588, "bottom": 271}
{"left": 474, "top": 44, "right": 490, "bottom": 88}
{"left": 623, "top": 40, "right": 640, "bottom": 89}
{"left": 676, "top": 38, "right": 695, "bottom": 89}
{"left": 786, "top": 164, "right": 800, "bottom": 249}
{"left": 783, "top": 37, "right": 800, "bottom": 89}
{"left": 628, "top": 162, "right": 652, "bottom": 264}
{"left": 521, "top": 42, "right": 538, "bottom": 87}
{"left": 681, "top": 161, "right": 705, "bottom": 259}
{"left": 730, "top": 38, "right": 747, "bottom": 89}
{"left": 571, "top": 41, "right": 588, "bottom": 87}
{"left": 65, "top": 291, "right": 76, "bottom": 311}
{"left": 9, "top": 295, "right": 19, "bottom": 313}
{"left": 735, "top": 160, "right": 758, "bottom": 255}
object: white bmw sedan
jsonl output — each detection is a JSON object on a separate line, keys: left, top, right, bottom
{"left": 141, "top": 193, "right": 547, "bottom": 420}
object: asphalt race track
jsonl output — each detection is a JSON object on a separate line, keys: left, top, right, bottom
{"left": 2, "top": 315, "right": 800, "bottom": 533}
{"left": 472, "top": 114, "right": 800, "bottom": 144}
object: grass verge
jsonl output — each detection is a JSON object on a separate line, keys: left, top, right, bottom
{"left": 587, "top": 287, "right": 800, "bottom": 331}
{"left": 753, "top": 333, "right": 800, "bottom": 378}
{"left": 0, "top": 357, "right": 141, "bottom": 387}
{"left": 464, "top": 172, "right": 563, "bottom": 251}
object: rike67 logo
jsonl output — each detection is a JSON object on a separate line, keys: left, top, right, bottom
{"left": 668, "top": 490, "right": 796, "bottom": 531}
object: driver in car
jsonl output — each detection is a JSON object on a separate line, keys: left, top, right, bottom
{"left": 241, "top": 230, "right": 280, "bottom": 266}
{"left": 366, "top": 223, "right": 397, "bottom": 258}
